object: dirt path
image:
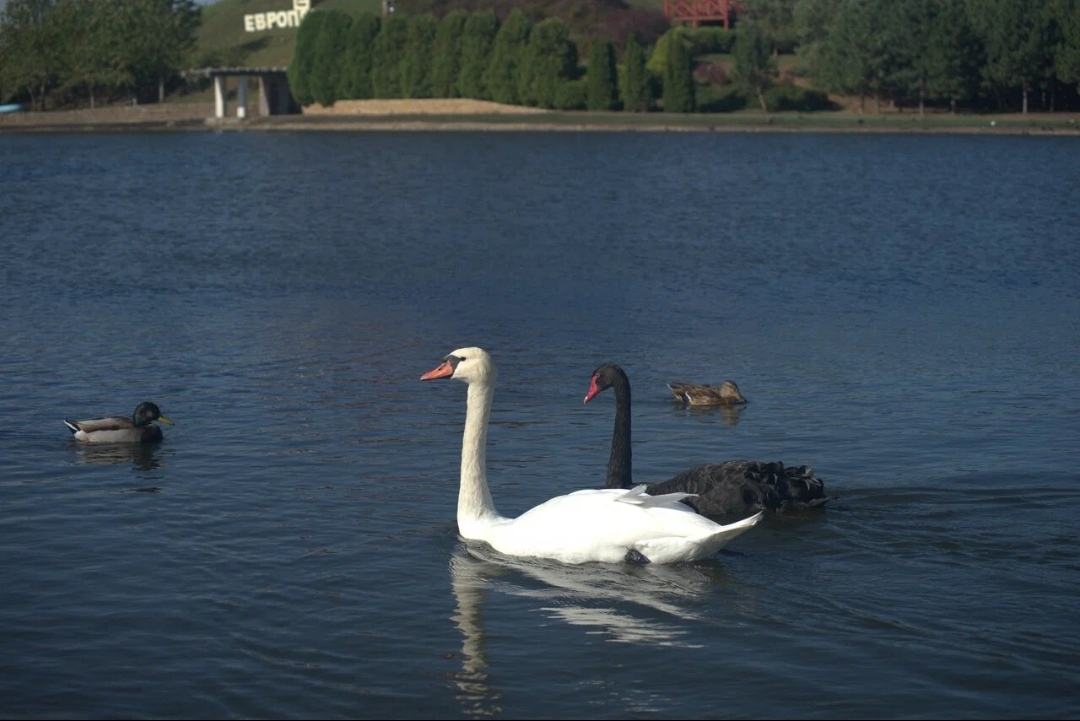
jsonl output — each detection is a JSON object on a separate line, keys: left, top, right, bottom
{"left": 1, "top": 99, "right": 1077, "bottom": 135}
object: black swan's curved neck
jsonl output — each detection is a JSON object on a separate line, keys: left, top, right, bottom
{"left": 605, "top": 373, "right": 633, "bottom": 489}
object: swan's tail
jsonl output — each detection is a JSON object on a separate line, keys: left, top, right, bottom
{"left": 635, "top": 509, "right": 764, "bottom": 564}
{"left": 749, "top": 462, "right": 837, "bottom": 510}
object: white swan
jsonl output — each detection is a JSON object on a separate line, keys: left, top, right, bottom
{"left": 421, "top": 347, "right": 763, "bottom": 565}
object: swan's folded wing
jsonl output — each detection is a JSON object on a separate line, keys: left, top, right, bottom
{"left": 614, "top": 484, "right": 697, "bottom": 507}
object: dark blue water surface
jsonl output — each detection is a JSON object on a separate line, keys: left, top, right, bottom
{"left": 1, "top": 130, "right": 1078, "bottom": 719}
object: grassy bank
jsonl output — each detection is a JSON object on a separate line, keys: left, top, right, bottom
{"left": 2, "top": 100, "right": 1079, "bottom": 135}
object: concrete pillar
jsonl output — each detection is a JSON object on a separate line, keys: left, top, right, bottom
{"left": 236, "top": 77, "right": 248, "bottom": 119}
{"left": 258, "top": 76, "right": 270, "bottom": 117}
{"left": 214, "top": 75, "right": 226, "bottom": 118}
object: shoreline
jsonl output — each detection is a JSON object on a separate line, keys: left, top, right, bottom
{"left": 2, "top": 101, "right": 1079, "bottom": 135}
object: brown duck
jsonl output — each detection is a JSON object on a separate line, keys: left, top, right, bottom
{"left": 667, "top": 379, "right": 748, "bottom": 407}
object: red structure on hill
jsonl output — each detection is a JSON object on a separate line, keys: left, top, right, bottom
{"left": 663, "top": 0, "right": 741, "bottom": 29}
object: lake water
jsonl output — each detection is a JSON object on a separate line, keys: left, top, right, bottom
{"left": 1, "top": 129, "right": 1078, "bottom": 719}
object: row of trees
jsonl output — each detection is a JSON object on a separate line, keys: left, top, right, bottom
{"left": 285, "top": 7, "right": 794, "bottom": 113}
{"left": 792, "top": 0, "right": 1080, "bottom": 113}
{"left": 0, "top": 0, "right": 200, "bottom": 110}
{"left": 288, "top": 0, "right": 1080, "bottom": 115}
{"left": 4, "top": 0, "right": 1079, "bottom": 114}
{"left": 287, "top": 8, "right": 674, "bottom": 112}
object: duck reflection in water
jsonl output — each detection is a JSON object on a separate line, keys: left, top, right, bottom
{"left": 683, "top": 402, "right": 746, "bottom": 427}
{"left": 74, "top": 441, "right": 163, "bottom": 472}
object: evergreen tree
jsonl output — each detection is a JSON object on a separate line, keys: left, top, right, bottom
{"left": 586, "top": 37, "right": 618, "bottom": 110}
{"left": 400, "top": 13, "right": 437, "bottom": 99}
{"left": 518, "top": 16, "right": 577, "bottom": 108}
{"left": 431, "top": 9, "right": 467, "bottom": 98}
{"left": 813, "top": 0, "right": 885, "bottom": 112}
{"left": 343, "top": 12, "right": 380, "bottom": 100}
{"left": 1054, "top": 0, "right": 1080, "bottom": 88}
{"left": 792, "top": 0, "right": 845, "bottom": 88}
{"left": 483, "top": 9, "right": 531, "bottom": 105}
{"left": 288, "top": 9, "right": 326, "bottom": 106}
{"left": 662, "top": 28, "right": 696, "bottom": 112}
{"left": 926, "top": 0, "right": 983, "bottom": 113}
{"left": 309, "top": 9, "right": 352, "bottom": 106}
{"left": 371, "top": 14, "right": 408, "bottom": 98}
{"left": 968, "top": 0, "right": 1058, "bottom": 113}
{"left": 732, "top": 21, "right": 777, "bottom": 111}
{"left": 621, "top": 34, "right": 650, "bottom": 111}
{"left": 740, "top": 0, "right": 800, "bottom": 55}
{"left": 457, "top": 10, "right": 498, "bottom": 100}
{"left": 399, "top": 13, "right": 436, "bottom": 99}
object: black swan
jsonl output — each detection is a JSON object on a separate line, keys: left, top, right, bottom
{"left": 584, "top": 363, "right": 834, "bottom": 524}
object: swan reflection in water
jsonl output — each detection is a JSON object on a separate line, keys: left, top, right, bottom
{"left": 447, "top": 541, "right": 748, "bottom": 716}
{"left": 73, "top": 441, "right": 164, "bottom": 472}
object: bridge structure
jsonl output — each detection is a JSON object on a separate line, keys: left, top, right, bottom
{"left": 186, "top": 67, "right": 297, "bottom": 119}
{"left": 663, "top": 0, "right": 741, "bottom": 29}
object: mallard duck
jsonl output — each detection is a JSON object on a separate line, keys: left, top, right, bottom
{"left": 64, "top": 401, "right": 174, "bottom": 443}
{"left": 588, "top": 364, "right": 834, "bottom": 524}
{"left": 667, "top": 379, "right": 748, "bottom": 407}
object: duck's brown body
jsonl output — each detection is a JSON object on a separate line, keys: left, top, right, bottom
{"left": 667, "top": 379, "right": 748, "bottom": 407}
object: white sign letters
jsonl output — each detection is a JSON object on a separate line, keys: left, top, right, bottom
{"left": 244, "top": 0, "right": 310, "bottom": 33}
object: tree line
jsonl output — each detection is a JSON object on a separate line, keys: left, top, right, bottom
{"left": 288, "top": 0, "right": 1080, "bottom": 115}
{"left": 3, "top": 0, "right": 1079, "bottom": 114}
{"left": 289, "top": 8, "right": 649, "bottom": 111}
{"left": 791, "top": 0, "right": 1080, "bottom": 114}
{"left": 0, "top": 0, "right": 200, "bottom": 110}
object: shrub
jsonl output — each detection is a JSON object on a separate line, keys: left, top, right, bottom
{"left": 683, "top": 26, "right": 736, "bottom": 55}
{"left": 763, "top": 83, "right": 833, "bottom": 111}
{"left": 696, "top": 83, "right": 745, "bottom": 112}
{"left": 647, "top": 27, "right": 689, "bottom": 78}
{"left": 554, "top": 79, "right": 588, "bottom": 110}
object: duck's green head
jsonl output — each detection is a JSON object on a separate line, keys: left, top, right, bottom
{"left": 133, "top": 401, "right": 174, "bottom": 427}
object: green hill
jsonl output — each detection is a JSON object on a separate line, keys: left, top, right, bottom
{"left": 194, "top": 0, "right": 386, "bottom": 68}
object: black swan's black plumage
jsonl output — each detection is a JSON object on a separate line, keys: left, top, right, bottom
{"left": 584, "top": 363, "right": 835, "bottom": 524}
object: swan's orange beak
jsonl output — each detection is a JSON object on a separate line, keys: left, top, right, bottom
{"left": 583, "top": 375, "right": 601, "bottom": 404}
{"left": 421, "top": 360, "right": 454, "bottom": 381}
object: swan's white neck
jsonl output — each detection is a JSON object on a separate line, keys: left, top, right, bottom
{"left": 458, "top": 379, "right": 503, "bottom": 538}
